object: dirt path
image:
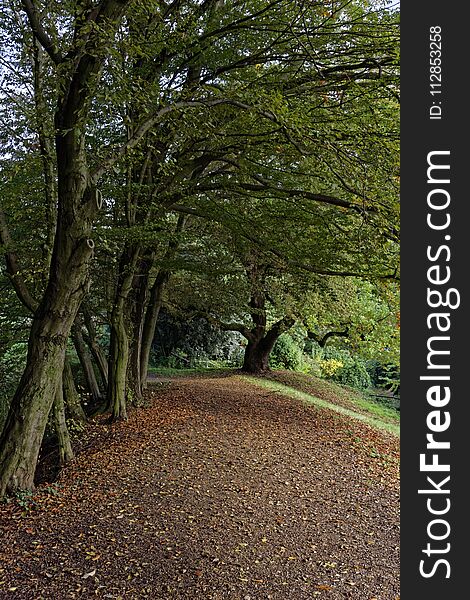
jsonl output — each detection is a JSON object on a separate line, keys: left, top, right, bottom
{"left": 0, "top": 376, "right": 399, "bottom": 599}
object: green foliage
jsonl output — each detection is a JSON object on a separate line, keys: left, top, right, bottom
{"left": 313, "top": 346, "right": 372, "bottom": 391}
{"left": 152, "top": 311, "right": 244, "bottom": 369}
{"left": 269, "top": 334, "right": 303, "bottom": 371}
{"left": 379, "top": 363, "right": 401, "bottom": 396}
{"left": 8, "top": 489, "right": 37, "bottom": 511}
{"left": 365, "top": 360, "right": 382, "bottom": 387}
{"left": 0, "top": 0, "right": 399, "bottom": 465}
{"left": 333, "top": 361, "right": 372, "bottom": 392}
{"left": 0, "top": 342, "right": 28, "bottom": 430}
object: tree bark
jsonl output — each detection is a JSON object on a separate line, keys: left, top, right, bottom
{"left": 63, "top": 356, "right": 87, "bottom": 423}
{"left": 52, "top": 383, "right": 74, "bottom": 466}
{"left": 126, "top": 253, "right": 155, "bottom": 404}
{"left": 242, "top": 338, "right": 272, "bottom": 373}
{"left": 140, "top": 215, "right": 187, "bottom": 387}
{"left": 107, "top": 314, "right": 129, "bottom": 419}
{"left": 0, "top": 0, "right": 131, "bottom": 496}
{"left": 82, "top": 308, "right": 109, "bottom": 389}
{"left": 140, "top": 271, "right": 168, "bottom": 388}
{"left": 106, "top": 245, "right": 140, "bottom": 419}
{"left": 72, "top": 324, "right": 103, "bottom": 404}
{"left": 0, "top": 300, "right": 83, "bottom": 495}
{"left": 240, "top": 255, "right": 295, "bottom": 373}
{"left": 241, "top": 317, "right": 295, "bottom": 373}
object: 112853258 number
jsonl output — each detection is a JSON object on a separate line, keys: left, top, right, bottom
{"left": 429, "top": 26, "right": 442, "bottom": 97}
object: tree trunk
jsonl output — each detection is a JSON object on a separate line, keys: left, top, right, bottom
{"left": 52, "top": 383, "right": 74, "bottom": 466}
{"left": 140, "top": 271, "right": 168, "bottom": 388}
{"left": 127, "top": 335, "right": 143, "bottom": 404}
{"left": 242, "top": 316, "right": 296, "bottom": 374}
{"left": 0, "top": 0, "right": 131, "bottom": 497}
{"left": 0, "top": 298, "right": 86, "bottom": 495}
{"left": 82, "top": 311, "right": 109, "bottom": 390}
{"left": 242, "top": 338, "right": 272, "bottom": 373}
{"left": 140, "top": 215, "right": 187, "bottom": 387}
{"left": 0, "top": 119, "right": 97, "bottom": 496}
{"left": 72, "top": 324, "right": 102, "bottom": 404}
{"left": 239, "top": 254, "right": 296, "bottom": 374}
{"left": 126, "top": 254, "right": 154, "bottom": 404}
{"left": 106, "top": 245, "right": 140, "bottom": 419}
{"left": 63, "top": 356, "right": 87, "bottom": 423}
{"left": 107, "top": 313, "right": 129, "bottom": 420}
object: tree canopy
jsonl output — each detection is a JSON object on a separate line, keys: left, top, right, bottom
{"left": 0, "top": 0, "right": 399, "bottom": 496}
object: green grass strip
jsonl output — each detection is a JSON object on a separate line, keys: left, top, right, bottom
{"left": 239, "top": 376, "right": 400, "bottom": 437}
{"left": 148, "top": 366, "right": 236, "bottom": 377}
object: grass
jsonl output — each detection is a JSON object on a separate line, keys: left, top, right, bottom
{"left": 264, "top": 371, "right": 400, "bottom": 422}
{"left": 148, "top": 366, "right": 236, "bottom": 377}
{"left": 346, "top": 392, "right": 399, "bottom": 422}
{"left": 239, "top": 374, "right": 400, "bottom": 436}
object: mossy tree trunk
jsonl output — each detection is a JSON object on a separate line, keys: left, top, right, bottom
{"left": 126, "top": 253, "right": 155, "bottom": 404}
{"left": 0, "top": 0, "right": 131, "bottom": 496}
{"left": 63, "top": 356, "right": 87, "bottom": 423}
{"left": 107, "top": 314, "right": 129, "bottom": 419}
{"left": 52, "top": 383, "right": 74, "bottom": 466}
{"left": 0, "top": 279, "right": 91, "bottom": 495}
{"left": 140, "top": 270, "right": 169, "bottom": 388}
{"left": 72, "top": 324, "right": 102, "bottom": 404}
{"left": 107, "top": 245, "right": 140, "bottom": 420}
{"left": 82, "top": 307, "right": 108, "bottom": 390}
{"left": 139, "top": 215, "right": 187, "bottom": 388}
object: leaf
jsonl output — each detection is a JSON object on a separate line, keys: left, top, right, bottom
{"left": 82, "top": 569, "right": 96, "bottom": 579}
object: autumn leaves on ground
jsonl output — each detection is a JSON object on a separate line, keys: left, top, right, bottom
{"left": 0, "top": 374, "right": 399, "bottom": 600}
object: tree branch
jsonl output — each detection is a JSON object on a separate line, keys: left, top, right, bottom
{"left": 197, "top": 182, "right": 373, "bottom": 213}
{"left": 91, "top": 98, "right": 279, "bottom": 184}
{"left": 191, "top": 310, "right": 253, "bottom": 340}
{"left": 263, "top": 315, "right": 296, "bottom": 347}
{"left": 307, "top": 328, "right": 350, "bottom": 347}
{"left": 21, "top": 0, "right": 64, "bottom": 65}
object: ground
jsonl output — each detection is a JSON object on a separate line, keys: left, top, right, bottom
{"left": 0, "top": 374, "right": 399, "bottom": 599}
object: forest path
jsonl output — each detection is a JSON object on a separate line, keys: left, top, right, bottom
{"left": 0, "top": 376, "right": 399, "bottom": 599}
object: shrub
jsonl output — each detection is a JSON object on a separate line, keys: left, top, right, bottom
{"left": 152, "top": 310, "right": 243, "bottom": 368}
{"left": 318, "top": 358, "right": 344, "bottom": 377}
{"left": 365, "top": 359, "right": 382, "bottom": 387}
{"left": 270, "top": 334, "right": 303, "bottom": 371}
{"left": 379, "top": 363, "right": 400, "bottom": 396}
{"left": 333, "top": 361, "right": 372, "bottom": 391}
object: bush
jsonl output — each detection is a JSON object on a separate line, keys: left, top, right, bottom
{"left": 318, "top": 358, "right": 344, "bottom": 377}
{"left": 365, "top": 359, "right": 382, "bottom": 387}
{"left": 333, "top": 361, "right": 372, "bottom": 391}
{"left": 152, "top": 310, "right": 243, "bottom": 368}
{"left": 311, "top": 345, "right": 371, "bottom": 391}
{"left": 269, "top": 334, "right": 303, "bottom": 371}
{"left": 379, "top": 363, "right": 400, "bottom": 396}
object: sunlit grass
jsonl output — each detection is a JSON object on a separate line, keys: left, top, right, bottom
{"left": 239, "top": 375, "right": 400, "bottom": 436}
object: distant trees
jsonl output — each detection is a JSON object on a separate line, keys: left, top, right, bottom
{"left": 0, "top": 0, "right": 399, "bottom": 496}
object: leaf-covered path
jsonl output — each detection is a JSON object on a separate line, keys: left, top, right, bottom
{"left": 0, "top": 376, "right": 399, "bottom": 599}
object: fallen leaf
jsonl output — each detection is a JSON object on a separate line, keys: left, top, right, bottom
{"left": 82, "top": 569, "right": 96, "bottom": 579}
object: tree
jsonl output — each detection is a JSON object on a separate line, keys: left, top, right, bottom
{"left": 0, "top": 0, "right": 399, "bottom": 495}
{"left": 0, "top": 0, "right": 134, "bottom": 496}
